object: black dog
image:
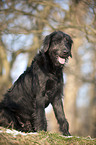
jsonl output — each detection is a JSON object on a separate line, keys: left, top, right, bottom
{"left": 0, "top": 31, "right": 73, "bottom": 135}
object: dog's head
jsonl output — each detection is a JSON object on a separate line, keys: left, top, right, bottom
{"left": 43, "top": 31, "right": 73, "bottom": 67}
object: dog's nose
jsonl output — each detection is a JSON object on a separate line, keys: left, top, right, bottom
{"left": 63, "top": 49, "right": 69, "bottom": 54}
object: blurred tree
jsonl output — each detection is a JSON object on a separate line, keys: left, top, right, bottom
{"left": 0, "top": 0, "right": 96, "bottom": 137}
{"left": 58, "top": 0, "right": 96, "bottom": 137}
{"left": 0, "top": 0, "right": 59, "bottom": 94}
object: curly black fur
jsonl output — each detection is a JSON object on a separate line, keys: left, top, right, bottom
{"left": 0, "top": 31, "right": 73, "bottom": 135}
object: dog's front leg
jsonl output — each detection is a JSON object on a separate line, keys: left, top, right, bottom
{"left": 33, "top": 105, "right": 47, "bottom": 132}
{"left": 52, "top": 97, "right": 71, "bottom": 136}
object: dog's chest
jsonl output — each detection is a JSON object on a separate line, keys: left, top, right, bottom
{"left": 39, "top": 73, "right": 63, "bottom": 104}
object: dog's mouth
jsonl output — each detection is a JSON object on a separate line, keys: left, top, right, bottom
{"left": 57, "top": 50, "right": 72, "bottom": 65}
{"left": 57, "top": 56, "right": 69, "bottom": 64}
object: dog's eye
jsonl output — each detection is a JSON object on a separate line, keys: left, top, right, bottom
{"left": 64, "top": 38, "right": 68, "bottom": 42}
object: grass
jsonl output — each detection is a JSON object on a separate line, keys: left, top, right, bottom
{"left": 0, "top": 127, "right": 96, "bottom": 145}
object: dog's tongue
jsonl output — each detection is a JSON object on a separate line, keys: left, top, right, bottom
{"left": 58, "top": 57, "right": 65, "bottom": 64}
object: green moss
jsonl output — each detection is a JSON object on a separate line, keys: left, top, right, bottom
{"left": 0, "top": 128, "right": 96, "bottom": 145}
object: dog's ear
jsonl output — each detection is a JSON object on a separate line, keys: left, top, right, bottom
{"left": 43, "top": 31, "right": 57, "bottom": 52}
{"left": 70, "top": 53, "right": 72, "bottom": 58}
{"left": 43, "top": 34, "right": 51, "bottom": 52}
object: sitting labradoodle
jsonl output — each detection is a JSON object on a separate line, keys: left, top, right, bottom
{"left": 0, "top": 31, "right": 73, "bottom": 135}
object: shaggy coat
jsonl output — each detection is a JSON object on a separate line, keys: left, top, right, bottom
{"left": 0, "top": 31, "right": 73, "bottom": 135}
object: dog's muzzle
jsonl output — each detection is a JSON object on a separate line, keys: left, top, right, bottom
{"left": 57, "top": 49, "right": 71, "bottom": 64}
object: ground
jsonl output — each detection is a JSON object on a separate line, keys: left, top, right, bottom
{"left": 0, "top": 127, "right": 96, "bottom": 145}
